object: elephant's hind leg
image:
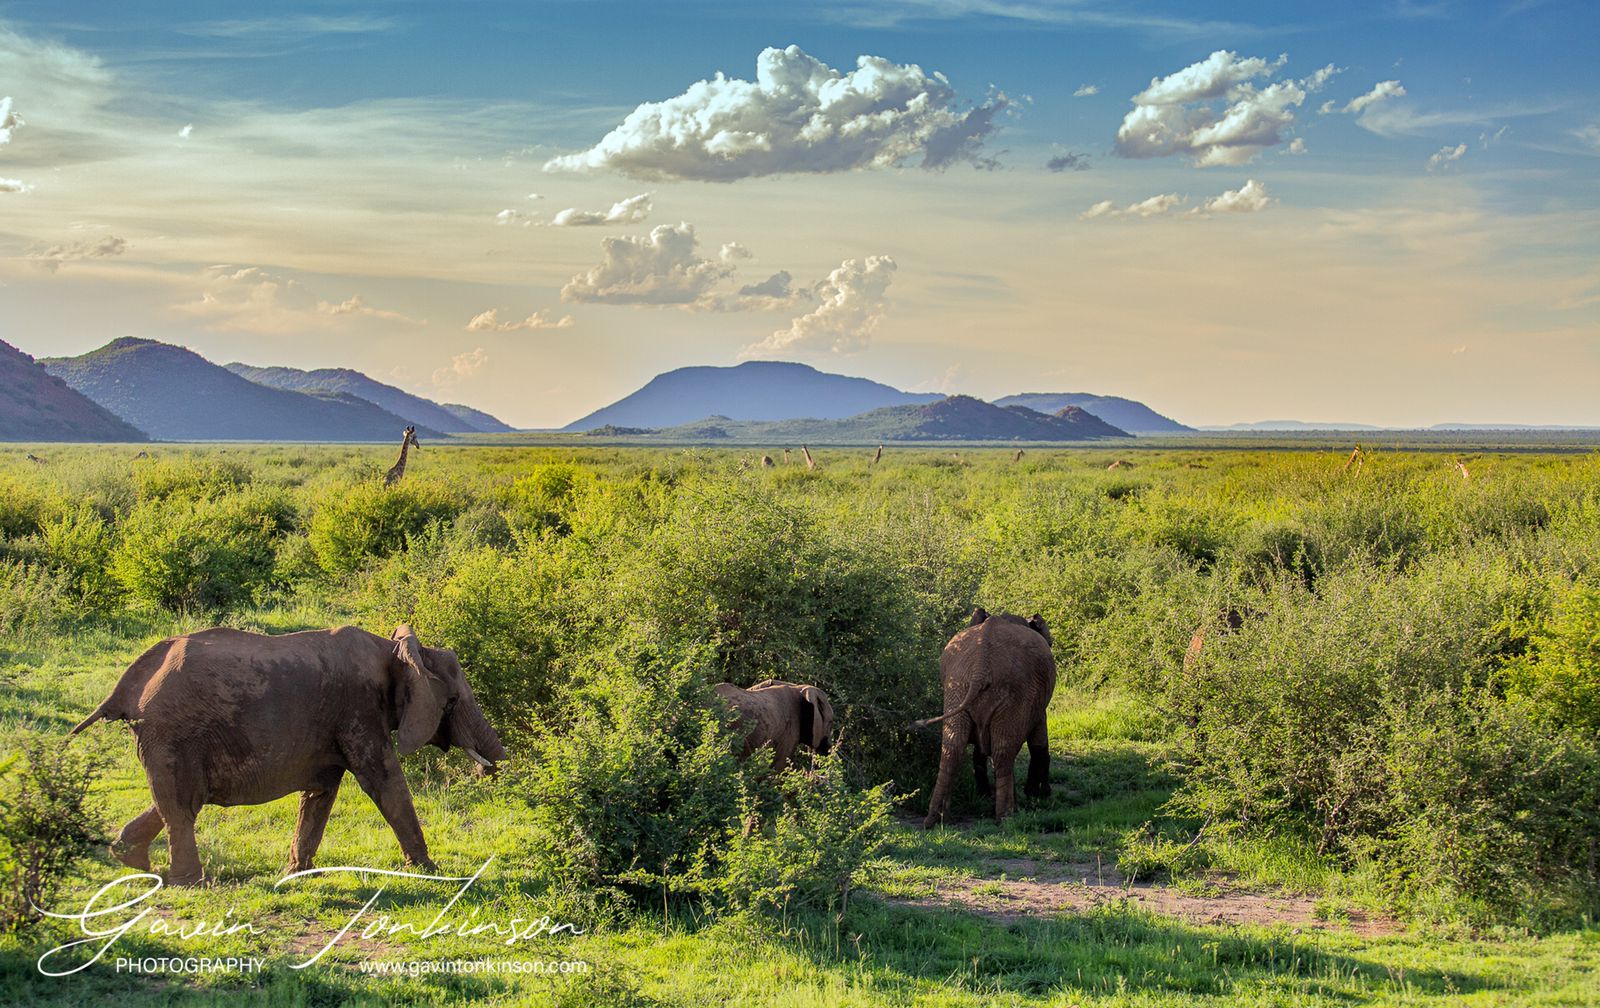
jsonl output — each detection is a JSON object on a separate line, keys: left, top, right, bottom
{"left": 922, "top": 717, "right": 970, "bottom": 829}
{"left": 150, "top": 793, "right": 205, "bottom": 886}
{"left": 110, "top": 805, "right": 164, "bottom": 872}
{"left": 1023, "top": 718, "right": 1052, "bottom": 799}
{"left": 286, "top": 779, "right": 343, "bottom": 874}
{"left": 991, "top": 737, "right": 1023, "bottom": 823}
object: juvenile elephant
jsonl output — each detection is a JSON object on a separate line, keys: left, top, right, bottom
{"left": 714, "top": 679, "right": 835, "bottom": 771}
{"left": 70, "top": 624, "right": 506, "bottom": 885}
{"left": 918, "top": 607, "right": 1057, "bottom": 827}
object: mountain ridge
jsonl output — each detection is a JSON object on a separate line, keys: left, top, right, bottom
{"left": 41, "top": 338, "right": 441, "bottom": 442}
{"left": 223, "top": 363, "right": 512, "bottom": 433}
{"left": 0, "top": 338, "right": 149, "bottom": 442}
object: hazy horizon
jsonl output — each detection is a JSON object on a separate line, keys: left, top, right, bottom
{"left": 2, "top": 3, "right": 1596, "bottom": 428}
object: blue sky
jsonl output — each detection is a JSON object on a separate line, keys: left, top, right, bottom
{"left": 1, "top": 1, "right": 1596, "bottom": 426}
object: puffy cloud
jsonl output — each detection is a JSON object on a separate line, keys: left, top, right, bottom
{"left": 1286, "top": 137, "right": 1307, "bottom": 154}
{"left": 1192, "top": 178, "right": 1273, "bottom": 214}
{"left": 30, "top": 235, "right": 127, "bottom": 272}
{"left": 1342, "top": 80, "right": 1405, "bottom": 115}
{"left": 1073, "top": 84, "right": 1099, "bottom": 97}
{"left": 466, "top": 308, "right": 574, "bottom": 331}
{"left": 175, "top": 265, "right": 421, "bottom": 332}
{"left": 561, "top": 222, "right": 735, "bottom": 305}
{"left": 432, "top": 347, "right": 487, "bottom": 388}
{"left": 549, "top": 192, "right": 653, "bottom": 227}
{"left": 178, "top": 123, "right": 193, "bottom": 138}
{"left": 1114, "top": 50, "right": 1308, "bottom": 166}
{"left": 0, "top": 177, "right": 30, "bottom": 193}
{"left": 317, "top": 294, "right": 421, "bottom": 324}
{"left": 545, "top": 45, "right": 1011, "bottom": 181}
{"left": 1080, "top": 193, "right": 1182, "bottom": 219}
{"left": 495, "top": 208, "right": 533, "bottom": 227}
{"left": 1300, "top": 64, "right": 1342, "bottom": 92}
{"left": 0, "top": 95, "right": 19, "bottom": 144}
{"left": 741, "top": 256, "right": 896, "bottom": 357}
{"left": 1046, "top": 151, "right": 1090, "bottom": 172}
{"left": 1427, "top": 142, "right": 1467, "bottom": 172}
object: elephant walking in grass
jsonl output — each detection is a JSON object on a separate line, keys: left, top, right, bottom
{"left": 70, "top": 624, "right": 506, "bottom": 885}
{"left": 918, "top": 608, "right": 1057, "bottom": 827}
{"left": 714, "top": 679, "right": 836, "bottom": 771}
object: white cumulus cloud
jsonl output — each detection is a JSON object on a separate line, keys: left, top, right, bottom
{"left": 466, "top": 308, "right": 575, "bottom": 331}
{"left": 1114, "top": 50, "right": 1308, "bottom": 166}
{"left": 741, "top": 256, "right": 897, "bottom": 357}
{"left": 0, "top": 96, "right": 20, "bottom": 144}
{"left": 1080, "top": 193, "right": 1183, "bottom": 219}
{"left": 561, "top": 222, "right": 736, "bottom": 305}
{"left": 1343, "top": 80, "right": 1406, "bottom": 115}
{"left": 545, "top": 45, "right": 1011, "bottom": 181}
{"left": 1073, "top": 84, "right": 1099, "bottom": 97}
{"left": 549, "top": 192, "right": 653, "bottom": 226}
{"left": 1427, "top": 142, "right": 1467, "bottom": 171}
{"left": 0, "top": 177, "right": 29, "bottom": 193}
{"left": 433, "top": 347, "right": 488, "bottom": 388}
{"left": 1192, "top": 178, "right": 1273, "bottom": 214}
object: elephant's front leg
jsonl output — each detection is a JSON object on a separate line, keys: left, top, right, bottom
{"left": 349, "top": 749, "right": 437, "bottom": 873}
{"left": 286, "top": 779, "right": 342, "bottom": 874}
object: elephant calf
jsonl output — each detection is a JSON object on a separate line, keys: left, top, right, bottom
{"left": 71, "top": 624, "right": 506, "bottom": 885}
{"left": 714, "top": 679, "right": 835, "bottom": 771}
{"left": 918, "top": 607, "right": 1057, "bottom": 827}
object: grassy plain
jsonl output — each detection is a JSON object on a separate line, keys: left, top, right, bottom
{"left": 1, "top": 441, "right": 1597, "bottom": 1006}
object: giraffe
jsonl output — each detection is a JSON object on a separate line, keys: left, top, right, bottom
{"left": 25, "top": 453, "right": 46, "bottom": 465}
{"left": 1341, "top": 443, "right": 1364, "bottom": 473}
{"left": 383, "top": 425, "right": 420, "bottom": 487}
{"left": 1013, "top": 449, "right": 1024, "bottom": 462}
{"left": 783, "top": 448, "right": 791, "bottom": 465}
{"left": 760, "top": 455, "right": 774, "bottom": 467}
{"left": 801, "top": 445, "right": 816, "bottom": 471}
{"left": 871, "top": 444, "right": 883, "bottom": 466}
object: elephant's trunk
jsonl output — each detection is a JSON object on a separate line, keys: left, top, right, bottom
{"left": 450, "top": 686, "right": 507, "bottom": 771}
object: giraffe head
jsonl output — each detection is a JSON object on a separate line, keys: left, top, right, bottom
{"left": 403, "top": 425, "right": 420, "bottom": 450}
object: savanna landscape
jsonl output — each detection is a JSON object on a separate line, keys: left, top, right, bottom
{"left": 2, "top": 440, "right": 1596, "bottom": 1006}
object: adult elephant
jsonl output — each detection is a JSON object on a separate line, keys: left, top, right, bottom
{"left": 713, "top": 679, "right": 835, "bottom": 771}
{"left": 918, "top": 607, "right": 1056, "bottom": 827}
{"left": 70, "top": 624, "right": 506, "bottom": 885}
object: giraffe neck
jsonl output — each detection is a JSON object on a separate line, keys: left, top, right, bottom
{"left": 385, "top": 439, "right": 410, "bottom": 484}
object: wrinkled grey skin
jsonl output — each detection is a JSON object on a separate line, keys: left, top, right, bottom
{"left": 918, "top": 607, "right": 1057, "bottom": 828}
{"left": 71, "top": 624, "right": 506, "bottom": 885}
{"left": 713, "top": 679, "right": 835, "bottom": 771}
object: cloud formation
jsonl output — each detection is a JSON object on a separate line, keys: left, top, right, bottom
{"left": 561, "top": 222, "right": 736, "bottom": 305}
{"left": 175, "top": 266, "right": 421, "bottom": 332}
{"left": 0, "top": 96, "right": 19, "bottom": 144}
{"left": 1081, "top": 193, "right": 1183, "bottom": 219}
{"left": 1343, "top": 80, "right": 1405, "bottom": 115}
{"left": 1046, "top": 151, "right": 1090, "bottom": 172}
{"left": 1193, "top": 178, "right": 1273, "bottom": 214}
{"left": 1427, "top": 142, "right": 1467, "bottom": 171}
{"left": 1114, "top": 50, "right": 1316, "bottom": 166}
{"left": 545, "top": 45, "right": 1011, "bottom": 181}
{"left": 0, "top": 177, "right": 29, "bottom": 193}
{"left": 1082, "top": 179, "right": 1274, "bottom": 220}
{"left": 30, "top": 235, "right": 127, "bottom": 271}
{"left": 741, "top": 256, "right": 896, "bottom": 357}
{"left": 1073, "top": 84, "right": 1099, "bottom": 97}
{"left": 466, "top": 308, "right": 575, "bottom": 331}
{"left": 549, "top": 192, "right": 653, "bottom": 227}
{"left": 433, "top": 347, "right": 487, "bottom": 388}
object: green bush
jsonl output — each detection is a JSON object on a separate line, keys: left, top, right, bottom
{"left": 0, "top": 561, "right": 71, "bottom": 638}
{"left": 715, "top": 755, "right": 898, "bottom": 915}
{"left": 0, "top": 736, "right": 106, "bottom": 932}
{"left": 111, "top": 487, "right": 293, "bottom": 612}
{"left": 1503, "top": 580, "right": 1600, "bottom": 739}
{"left": 39, "top": 505, "right": 120, "bottom": 616}
{"left": 308, "top": 481, "right": 464, "bottom": 578}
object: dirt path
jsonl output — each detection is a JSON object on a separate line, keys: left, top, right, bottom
{"left": 891, "top": 857, "right": 1398, "bottom": 937}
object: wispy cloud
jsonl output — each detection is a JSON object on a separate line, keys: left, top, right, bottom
{"left": 466, "top": 308, "right": 574, "bottom": 332}
{"left": 29, "top": 235, "right": 127, "bottom": 272}
{"left": 1426, "top": 142, "right": 1467, "bottom": 171}
{"left": 549, "top": 193, "right": 653, "bottom": 227}
{"left": 1046, "top": 151, "right": 1090, "bottom": 172}
{"left": 813, "top": 0, "right": 1266, "bottom": 39}
{"left": 180, "top": 15, "right": 397, "bottom": 39}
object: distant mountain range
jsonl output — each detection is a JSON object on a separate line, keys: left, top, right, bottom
{"left": 224, "top": 363, "right": 511, "bottom": 434}
{"left": 41, "top": 338, "right": 445, "bottom": 442}
{"left": 992, "top": 393, "right": 1190, "bottom": 434}
{"left": 1, "top": 338, "right": 149, "bottom": 442}
{"left": 599, "top": 395, "right": 1130, "bottom": 443}
{"left": 564, "top": 361, "right": 942, "bottom": 432}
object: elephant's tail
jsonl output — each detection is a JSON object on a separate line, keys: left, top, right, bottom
{"left": 68, "top": 701, "right": 112, "bottom": 736}
{"left": 913, "top": 682, "right": 987, "bottom": 728}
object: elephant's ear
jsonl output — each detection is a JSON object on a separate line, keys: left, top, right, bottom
{"left": 802, "top": 687, "right": 831, "bottom": 752}
{"left": 969, "top": 606, "right": 989, "bottom": 626}
{"left": 1026, "top": 614, "right": 1053, "bottom": 645}
{"left": 391, "top": 626, "right": 445, "bottom": 756}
